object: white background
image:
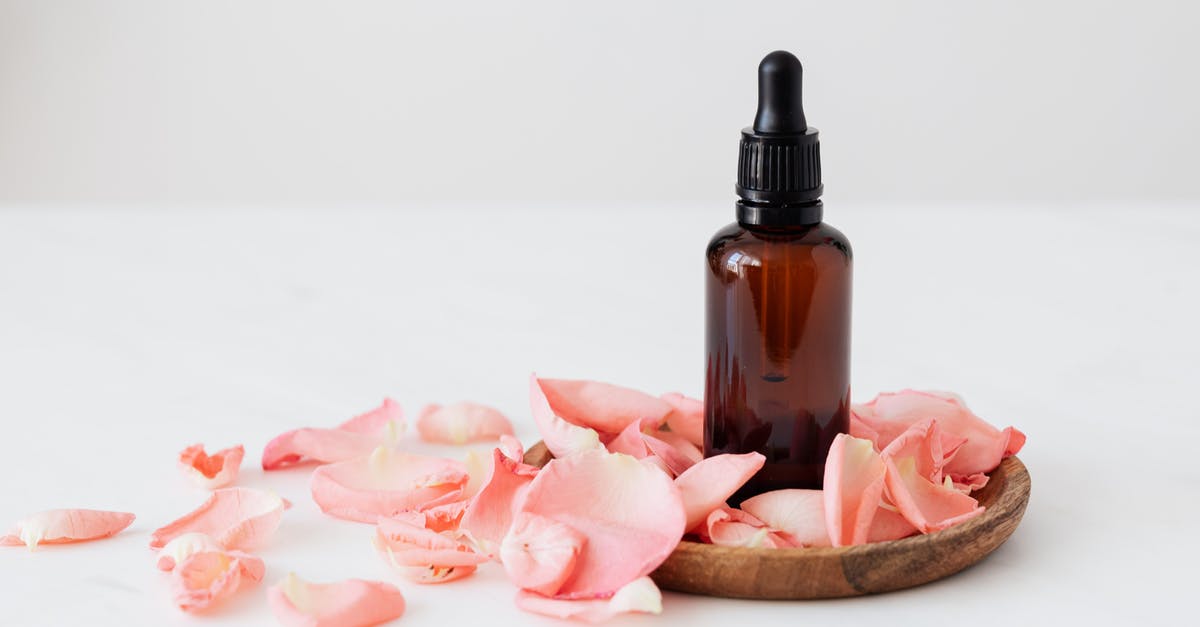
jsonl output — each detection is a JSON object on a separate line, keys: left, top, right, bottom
{"left": 1, "top": 1, "right": 1197, "bottom": 626}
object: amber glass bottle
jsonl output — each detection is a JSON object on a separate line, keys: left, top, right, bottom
{"left": 704, "top": 52, "right": 852, "bottom": 503}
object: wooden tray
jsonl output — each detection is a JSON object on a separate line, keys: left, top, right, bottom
{"left": 523, "top": 442, "right": 1030, "bottom": 600}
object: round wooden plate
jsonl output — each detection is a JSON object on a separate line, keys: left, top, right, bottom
{"left": 522, "top": 441, "right": 1030, "bottom": 599}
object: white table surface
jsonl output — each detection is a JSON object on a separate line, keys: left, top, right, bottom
{"left": 1, "top": 204, "right": 1194, "bottom": 626}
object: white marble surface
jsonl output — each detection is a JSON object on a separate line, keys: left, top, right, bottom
{"left": 0, "top": 204, "right": 1195, "bottom": 626}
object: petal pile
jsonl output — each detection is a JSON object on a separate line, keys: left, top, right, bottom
{"left": 269, "top": 573, "right": 406, "bottom": 627}
{"left": 178, "top": 443, "right": 244, "bottom": 490}
{"left": 1, "top": 509, "right": 135, "bottom": 549}
{"left": 417, "top": 402, "right": 515, "bottom": 445}
{"left": 262, "top": 398, "right": 403, "bottom": 470}
{"left": 310, "top": 446, "right": 468, "bottom": 523}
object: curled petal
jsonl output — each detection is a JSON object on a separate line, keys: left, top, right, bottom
{"left": 740, "top": 489, "right": 831, "bottom": 547}
{"left": 178, "top": 444, "right": 244, "bottom": 490}
{"left": 674, "top": 452, "right": 765, "bottom": 531}
{"left": 823, "top": 434, "right": 886, "bottom": 546}
{"left": 660, "top": 392, "right": 704, "bottom": 447}
{"left": 529, "top": 373, "right": 603, "bottom": 459}
{"left": 156, "top": 532, "right": 222, "bottom": 571}
{"left": 882, "top": 421, "right": 984, "bottom": 533}
{"left": 311, "top": 447, "right": 468, "bottom": 523}
{"left": 514, "top": 450, "right": 686, "bottom": 598}
{"left": 500, "top": 512, "right": 587, "bottom": 596}
{"left": 417, "top": 402, "right": 515, "bottom": 445}
{"left": 536, "top": 377, "right": 673, "bottom": 434}
{"left": 150, "top": 487, "right": 287, "bottom": 551}
{"left": 374, "top": 516, "right": 487, "bottom": 584}
{"left": 1, "top": 509, "right": 135, "bottom": 550}
{"left": 460, "top": 449, "right": 537, "bottom": 558}
{"left": 602, "top": 419, "right": 649, "bottom": 458}
{"left": 867, "top": 504, "right": 918, "bottom": 542}
{"left": 498, "top": 435, "right": 525, "bottom": 462}
{"left": 262, "top": 398, "right": 403, "bottom": 470}
{"left": 515, "top": 576, "right": 663, "bottom": 623}
{"left": 172, "top": 549, "right": 265, "bottom": 613}
{"left": 642, "top": 431, "right": 702, "bottom": 476}
{"left": 268, "top": 572, "right": 406, "bottom": 627}
{"left": 703, "top": 507, "right": 792, "bottom": 548}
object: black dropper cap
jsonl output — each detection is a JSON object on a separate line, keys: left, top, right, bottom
{"left": 736, "top": 51, "right": 823, "bottom": 226}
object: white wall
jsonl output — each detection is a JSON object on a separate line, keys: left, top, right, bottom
{"left": 1, "top": 0, "right": 1196, "bottom": 209}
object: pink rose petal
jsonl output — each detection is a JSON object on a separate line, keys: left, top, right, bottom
{"left": 867, "top": 505, "right": 918, "bottom": 542}
{"left": 417, "top": 402, "right": 515, "bottom": 445}
{"left": 529, "top": 373, "right": 604, "bottom": 459}
{"left": 150, "top": 487, "right": 287, "bottom": 550}
{"left": 262, "top": 398, "right": 403, "bottom": 470}
{"left": 499, "top": 434, "right": 525, "bottom": 462}
{"left": 674, "top": 452, "right": 765, "bottom": 531}
{"left": 269, "top": 573, "right": 406, "bottom": 627}
{"left": 460, "top": 448, "right": 537, "bottom": 557}
{"left": 500, "top": 512, "right": 587, "bottom": 596}
{"left": 1, "top": 509, "right": 135, "bottom": 549}
{"left": 536, "top": 377, "right": 673, "bottom": 434}
{"left": 374, "top": 516, "right": 487, "bottom": 583}
{"left": 156, "top": 532, "right": 223, "bottom": 571}
{"left": 740, "top": 489, "right": 831, "bottom": 547}
{"left": 515, "top": 576, "right": 663, "bottom": 623}
{"left": 881, "top": 420, "right": 985, "bottom": 533}
{"left": 602, "top": 419, "right": 650, "bottom": 458}
{"left": 172, "top": 549, "right": 265, "bottom": 613}
{"left": 661, "top": 392, "right": 704, "bottom": 447}
{"left": 823, "top": 434, "right": 886, "bottom": 546}
{"left": 642, "top": 431, "right": 702, "bottom": 476}
{"left": 178, "top": 444, "right": 244, "bottom": 490}
{"left": 310, "top": 446, "right": 468, "bottom": 523}
{"left": 511, "top": 449, "right": 686, "bottom": 598}
{"left": 703, "top": 507, "right": 792, "bottom": 548}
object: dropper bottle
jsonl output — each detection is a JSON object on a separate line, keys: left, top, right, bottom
{"left": 704, "top": 51, "right": 852, "bottom": 502}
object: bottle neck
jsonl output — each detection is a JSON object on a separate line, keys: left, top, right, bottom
{"left": 736, "top": 199, "right": 823, "bottom": 228}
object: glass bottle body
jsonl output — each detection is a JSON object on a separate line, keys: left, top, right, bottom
{"left": 704, "top": 218, "right": 852, "bottom": 504}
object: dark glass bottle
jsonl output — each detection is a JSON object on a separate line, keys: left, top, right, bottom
{"left": 704, "top": 52, "right": 852, "bottom": 504}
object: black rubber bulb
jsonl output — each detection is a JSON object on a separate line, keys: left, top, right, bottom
{"left": 753, "top": 51, "right": 807, "bottom": 134}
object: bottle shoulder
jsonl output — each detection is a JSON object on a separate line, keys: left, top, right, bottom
{"left": 706, "top": 221, "right": 853, "bottom": 261}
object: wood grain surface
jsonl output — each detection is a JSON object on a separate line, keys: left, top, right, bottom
{"left": 522, "top": 442, "right": 1031, "bottom": 599}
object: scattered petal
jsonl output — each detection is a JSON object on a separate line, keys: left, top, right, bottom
{"left": 500, "top": 512, "right": 587, "bottom": 596}
{"left": 172, "top": 549, "right": 264, "bottom": 613}
{"left": 823, "top": 434, "right": 886, "bottom": 546}
{"left": 157, "top": 532, "right": 223, "bottom": 571}
{"left": 515, "top": 576, "right": 663, "bottom": 623}
{"left": 537, "top": 377, "right": 673, "bottom": 434}
{"left": 374, "top": 516, "right": 487, "bottom": 583}
{"left": 660, "top": 392, "right": 704, "bottom": 447}
{"left": 881, "top": 420, "right": 985, "bottom": 533}
{"left": 512, "top": 450, "right": 686, "bottom": 598}
{"left": 460, "top": 449, "right": 537, "bottom": 558}
{"left": 262, "top": 398, "right": 403, "bottom": 470}
{"left": 417, "top": 402, "right": 515, "bottom": 445}
{"left": 674, "top": 452, "right": 765, "bottom": 531}
{"left": 1, "top": 509, "right": 135, "bottom": 550}
{"left": 703, "top": 507, "right": 792, "bottom": 548}
{"left": 150, "top": 487, "right": 287, "bottom": 551}
{"left": 268, "top": 572, "right": 406, "bottom": 627}
{"left": 529, "top": 373, "right": 604, "bottom": 459}
{"left": 311, "top": 446, "right": 468, "bottom": 523}
{"left": 178, "top": 444, "right": 244, "bottom": 490}
{"left": 740, "top": 489, "right": 831, "bottom": 547}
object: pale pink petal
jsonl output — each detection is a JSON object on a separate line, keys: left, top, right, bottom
{"left": 178, "top": 444, "right": 244, "bottom": 490}
{"left": 269, "top": 573, "right": 406, "bottom": 627}
{"left": 262, "top": 398, "right": 403, "bottom": 470}
{"left": 460, "top": 449, "right": 537, "bottom": 557}
{"left": 866, "top": 504, "right": 918, "bottom": 542}
{"left": 512, "top": 450, "right": 686, "bottom": 598}
{"left": 172, "top": 549, "right": 265, "bottom": 613}
{"left": 417, "top": 402, "right": 515, "bottom": 445}
{"left": 740, "top": 489, "right": 831, "bottom": 547}
{"left": 515, "top": 576, "right": 662, "bottom": 623}
{"left": 150, "top": 487, "right": 287, "bottom": 550}
{"left": 660, "top": 392, "right": 704, "bottom": 447}
{"left": 703, "top": 507, "right": 792, "bottom": 548}
{"left": 882, "top": 421, "right": 985, "bottom": 533}
{"left": 674, "top": 452, "right": 765, "bottom": 531}
{"left": 156, "top": 532, "right": 223, "bottom": 571}
{"left": 823, "top": 434, "right": 886, "bottom": 546}
{"left": 310, "top": 447, "right": 468, "bottom": 523}
{"left": 602, "top": 420, "right": 649, "bottom": 458}
{"left": 374, "top": 516, "right": 487, "bottom": 583}
{"left": 641, "top": 432, "right": 699, "bottom": 476}
{"left": 1, "top": 509, "right": 135, "bottom": 549}
{"left": 953, "top": 473, "right": 990, "bottom": 493}
{"left": 537, "top": 377, "right": 673, "bottom": 434}
{"left": 418, "top": 500, "right": 469, "bottom": 533}
{"left": 500, "top": 512, "right": 587, "bottom": 596}
{"left": 529, "top": 373, "right": 603, "bottom": 459}
{"left": 499, "top": 434, "right": 525, "bottom": 462}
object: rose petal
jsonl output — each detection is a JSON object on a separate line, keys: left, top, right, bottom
{"left": 1, "top": 509, "right": 135, "bottom": 550}
{"left": 310, "top": 446, "right": 468, "bottom": 523}
{"left": 374, "top": 516, "right": 487, "bottom": 583}
{"left": 536, "top": 377, "right": 673, "bottom": 434}
{"left": 529, "top": 373, "right": 603, "bottom": 459}
{"left": 512, "top": 450, "right": 686, "bottom": 598}
{"left": 642, "top": 431, "right": 702, "bottom": 476}
{"left": 881, "top": 420, "right": 985, "bottom": 533}
{"left": 268, "top": 572, "right": 406, "bottom": 627}
{"left": 500, "top": 512, "right": 587, "bottom": 596}
{"left": 460, "top": 449, "right": 537, "bottom": 558}
{"left": 739, "top": 489, "right": 831, "bottom": 547}
{"left": 823, "top": 434, "right": 886, "bottom": 546}
{"left": 866, "top": 504, "right": 918, "bottom": 542}
{"left": 703, "top": 507, "right": 792, "bottom": 548}
{"left": 150, "top": 487, "right": 287, "bottom": 550}
{"left": 262, "top": 398, "right": 403, "bottom": 470}
{"left": 660, "top": 392, "right": 704, "bottom": 447}
{"left": 157, "top": 532, "right": 223, "bottom": 571}
{"left": 674, "top": 452, "right": 765, "bottom": 532}
{"left": 515, "top": 576, "right": 663, "bottom": 623}
{"left": 172, "top": 549, "right": 264, "bottom": 613}
{"left": 178, "top": 444, "right": 244, "bottom": 490}
{"left": 499, "top": 434, "right": 525, "bottom": 462}
{"left": 417, "top": 402, "right": 515, "bottom": 445}
{"left": 602, "top": 419, "right": 650, "bottom": 458}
